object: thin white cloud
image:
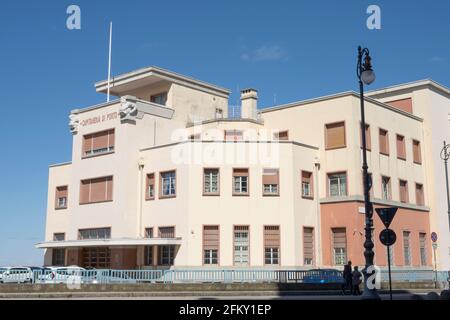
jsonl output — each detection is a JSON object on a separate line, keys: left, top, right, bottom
{"left": 241, "top": 45, "right": 286, "bottom": 62}
{"left": 430, "top": 56, "right": 445, "bottom": 63}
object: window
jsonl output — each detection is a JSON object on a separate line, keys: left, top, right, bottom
{"left": 325, "top": 122, "right": 346, "bottom": 150}
{"left": 303, "top": 227, "right": 315, "bottom": 266}
{"left": 189, "top": 133, "right": 201, "bottom": 140}
{"left": 264, "top": 226, "right": 280, "bottom": 265}
{"left": 233, "top": 168, "right": 249, "bottom": 195}
{"left": 78, "top": 228, "right": 111, "bottom": 240}
{"left": 419, "top": 233, "right": 427, "bottom": 266}
{"left": 263, "top": 169, "right": 279, "bottom": 196}
{"left": 150, "top": 92, "right": 167, "bottom": 105}
{"left": 144, "top": 246, "right": 153, "bottom": 266}
{"left": 159, "top": 227, "right": 175, "bottom": 239}
{"left": 381, "top": 176, "right": 392, "bottom": 200}
{"left": 160, "top": 171, "right": 176, "bottom": 198}
{"left": 403, "top": 231, "right": 411, "bottom": 266}
{"left": 52, "top": 249, "right": 65, "bottom": 266}
{"left": 225, "top": 130, "right": 243, "bottom": 142}
{"left": 159, "top": 246, "right": 175, "bottom": 266}
{"left": 399, "top": 180, "right": 409, "bottom": 203}
{"left": 55, "top": 186, "right": 68, "bottom": 209}
{"left": 203, "top": 226, "right": 219, "bottom": 265}
{"left": 215, "top": 108, "right": 224, "bottom": 119}
{"left": 83, "top": 129, "right": 115, "bottom": 158}
{"left": 82, "top": 247, "right": 111, "bottom": 269}
{"left": 360, "top": 123, "right": 371, "bottom": 150}
{"left": 415, "top": 183, "right": 425, "bottom": 206}
{"left": 53, "top": 233, "right": 65, "bottom": 241}
{"left": 146, "top": 173, "right": 155, "bottom": 200}
{"left": 80, "top": 176, "right": 113, "bottom": 204}
{"left": 301, "top": 171, "right": 313, "bottom": 198}
{"left": 274, "top": 131, "right": 289, "bottom": 141}
{"left": 396, "top": 134, "right": 406, "bottom": 160}
{"left": 234, "top": 226, "right": 249, "bottom": 266}
{"left": 145, "top": 228, "right": 154, "bottom": 238}
{"left": 332, "top": 228, "right": 347, "bottom": 266}
{"left": 379, "top": 129, "right": 389, "bottom": 155}
{"left": 413, "top": 140, "right": 422, "bottom": 164}
{"left": 204, "top": 169, "right": 220, "bottom": 195}
{"left": 328, "top": 172, "right": 347, "bottom": 197}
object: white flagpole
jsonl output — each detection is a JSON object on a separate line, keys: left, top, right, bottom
{"left": 107, "top": 22, "right": 113, "bottom": 102}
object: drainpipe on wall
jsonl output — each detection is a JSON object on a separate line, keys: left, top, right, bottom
{"left": 314, "top": 157, "right": 322, "bottom": 267}
{"left": 138, "top": 158, "right": 145, "bottom": 238}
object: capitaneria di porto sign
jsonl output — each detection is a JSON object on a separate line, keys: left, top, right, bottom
{"left": 81, "top": 112, "right": 118, "bottom": 127}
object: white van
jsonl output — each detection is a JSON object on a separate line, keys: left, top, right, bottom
{"left": 1, "top": 267, "right": 33, "bottom": 284}
{"left": 38, "top": 266, "right": 85, "bottom": 284}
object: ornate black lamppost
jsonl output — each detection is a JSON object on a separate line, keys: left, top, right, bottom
{"left": 357, "top": 46, "right": 380, "bottom": 300}
{"left": 440, "top": 142, "right": 450, "bottom": 231}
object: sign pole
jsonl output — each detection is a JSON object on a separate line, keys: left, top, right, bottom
{"left": 433, "top": 245, "right": 438, "bottom": 289}
{"left": 387, "top": 243, "right": 393, "bottom": 300}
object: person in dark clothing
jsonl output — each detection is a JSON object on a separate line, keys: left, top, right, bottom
{"left": 342, "top": 261, "right": 352, "bottom": 295}
{"left": 352, "top": 266, "right": 362, "bottom": 296}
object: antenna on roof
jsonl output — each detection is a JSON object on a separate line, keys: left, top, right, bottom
{"left": 107, "top": 22, "right": 113, "bottom": 102}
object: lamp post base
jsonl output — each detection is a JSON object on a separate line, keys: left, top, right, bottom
{"left": 361, "top": 268, "right": 381, "bottom": 300}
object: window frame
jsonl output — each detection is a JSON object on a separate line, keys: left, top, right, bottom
{"left": 325, "top": 121, "right": 347, "bottom": 150}
{"left": 379, "top": 128, "right": 390, "bottom": 156}
{"left": 79, "top": 175, "right": 114, "bottom": 205}
{"left": 203, "top": 168, "right": 220, "bottom": 196}
{"left": 327, "top": 172, "right": 348, "bottom": 197}
{"left": 360, "top": 122, "right": 371, "bottom": 151}
{"left": 263, "top": 225, "right": 281, "bottom": 266}
{"left": 55, "top": 185, "right": 69, "bottom": 210}
{"left": 396, "top": 134, "right": 407, "bottom": 161}
{"left": 159, "top": 170, "right": 177, "bottom": 199}
{"left": 301, "top": 171, "right": 314, "bottom": 199}
{"left": 150, "top": 92, "right": 168, "bottom": 106}
{"left": 82, "top": 129, "right": 115, "bottom": 159}
{"left": 233, "top": 226, "right": 250, "bottom": 267}
{"left": 232, "top": 168, "right": 250, "bottom": 196}
{"left": 146, "top": 173, "right": 156, "bottom": 201}
{"left": 412, "top": 139, "right": 422, "bottom": 165}
{"left": 262, "top": 168, "right": 280, "bottom": 197}
{"left": 273, "top": 130, "right": 289, "bottom": 141}
{"left": 415, "top": 183, "right": 425, "bottom": 206}
{"left": 381, "top": 176, "right": 392, "bottom": 201}
{"left": 399, "top": 179, "right": 409, "bottom": 203}
{"left": 78, "top": 227, "right": 111, "bottom": 240}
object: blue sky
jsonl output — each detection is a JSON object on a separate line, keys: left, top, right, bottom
{"left": 0, "top": 0, "right": 449, "bottom": 266}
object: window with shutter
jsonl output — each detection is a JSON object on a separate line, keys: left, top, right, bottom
{"left": 332, "top": 228, "right": 347, "bottom": 266}
{"left": 203, "top": 226, "right": 219, "bottom": 265}
{"left": 264, "top": 226, "right": 280, "bottom": 265}
{"left": 55, "top": 186, "right": 68, "bottom": 209}
{"left": 360, "top": 123, "right": 371, "bottom": 150}
{"left": 79, "top": 176, "right": 113, "bottom": 204}
{"left": 303, "top": 227, "right": 314, "bottom": 266}
{"left": 274, "top": 131, "right": 289, "bottom": 141}
{"left": 146, "top": 173, "right": 155, "bottom": 200}
{"left": 159, "top": 227, "right": 175, "bottom": 239}
{"left": 419, "top": 233, "right": 427, "bottom": 266}
{"left": 234, "top": 226, "right": 249, "bottom": 266}
{"left": 396, "top": 135, "right": 406, "bottom": 160}
{"left": 399, "top": 180, "right": 409, "bottom": 203}
{"left": 413, "top": 140, "right": 422, "bottom": 164}
{"left": 263, "top": 169, "right": 279, "bottom": 196}
{"left": 416, "top": 183, "right": 424, "bottom": 206}
{"left": 233, "top": 168, "right": 249, "bottom": 195}
{"left": 203, "top": 169, "right": 220, "bottom": 195}
{"left": 403, "top": 231, "right": 411, "bottom": 266}
{"left": 325, "top": 122, "right": 346, "bottom": 149}
{"left": 82, "top": 129, "right": 115, "bottom": 158}
{"left": 302, "top": 171, "right": 313, "bottom": 199}
{"left": 379, "top": 129, "right": 389, "bottom": 155}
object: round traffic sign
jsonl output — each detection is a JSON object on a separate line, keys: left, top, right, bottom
{"left": 379, "top": 229, "right": 397, "bottom": 246}
{"left": 431, "top": 232, "right": 438, "bottom": 243}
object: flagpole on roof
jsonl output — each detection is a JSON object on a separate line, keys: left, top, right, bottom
{"left": 107, "top": 22, "right": 113, "bottom": 102}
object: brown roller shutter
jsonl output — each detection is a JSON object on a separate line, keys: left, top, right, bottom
{"left": 360, "top": 124, "right": 371, "bottom": 150}
{"left": 106, "top": 176, "right": 113, "bottom": 201}
{"left": 325, "top": 122, "right": 346, "bottom": 149}
{"left": 233, "top": 168, "right": 248, "bottom": 177}
{"left": 332, "top": 228, "right": 347, "bottom": 249}
{"left": 90, "top": 177, "right": 107, "bottom": 202}
{"left": 80, "top": 180, "right": 90, "bottom": 204}
{"left": 203, "top": 226, "right": 219, "bottom": 250}
{"left": 92, "top": 131, "right": 109, "bottom": 150}
{"left": 303, "top": 227, "right": 314, "bottom": 263}
{"left": 396, "top": 135, "right": 406, "bottom": 159}
{"left": 399, "top": 180, "right": 409, "bottom": 203}
{"left": 413, "top": 140, "right": 422, "bottom": 164}
{"left": 263, "top": 169, "right": 279, "bottom": 185}
{"left": 83, "top": 134, "right": 93, "bottom": 155}
{"left": 379, "top": 129, "right": 389, "bottom": 155}
{"left": 416, "top": 183, "right": 424, "bottom": 206}
{"left": 108, "top": 130, "right": 115, "bottom": 148}
{"left": 264, "top": 226, "right": 280, "bottom": 247}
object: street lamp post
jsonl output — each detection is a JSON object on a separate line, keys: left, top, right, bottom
{"left": 440, "top": 141, "right": 450, "bottom": 231}
{"left": 357, "top": 46, "right": 380, "bottom": 300}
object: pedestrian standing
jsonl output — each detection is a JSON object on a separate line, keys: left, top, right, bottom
{"left": 342, "top": 261, "right": 352, "bottom": 295}
{"left": 352, "top": 266, "right": 362, "bottom": 296}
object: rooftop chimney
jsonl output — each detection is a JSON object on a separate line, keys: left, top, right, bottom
{"left": 240, "top": 88, "right": 258, "bottom": 120}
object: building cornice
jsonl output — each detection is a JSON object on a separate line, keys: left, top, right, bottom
{"left": 140, "top": 140, "right": 319, "bottom": 152}
{"left": 260, "top": 91, "right": 424, "bottom": 122}
{"left": 49, "top": 162, "right": 72, "bottom": 168}
{"left": 35, "top": 237, "right": 183, "bottom": 249}
{"left": 95, "top": 66, "right": 231, "bottom": 98}
{"left": 186, "top": 118, "right": 264, "bottom": 127}
{"left": 366, "top": 79, "right": 450, "bottom": 98}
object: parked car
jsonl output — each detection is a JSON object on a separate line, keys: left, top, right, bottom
{"left": 1, "top": 267, "right": 34, "bottom": 284}
{"left": 303, "top": 269, "right": 344, "bottom": 284}
{"left": 37, "top": 266, "right": 85, "bottom": 284}
{"left": 83, "top": 269, "right": 138, "bottom": 284}
{"left": 0, "top": 267, "right": 9, "bottom": 283}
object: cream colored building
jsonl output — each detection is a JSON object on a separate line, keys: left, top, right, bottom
{"left": 37, "top": 66, "right": 450, "bottom": 271}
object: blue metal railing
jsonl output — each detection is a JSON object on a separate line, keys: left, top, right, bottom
{"left": 0, "top": 269, "right": 448, "bottom": 285}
